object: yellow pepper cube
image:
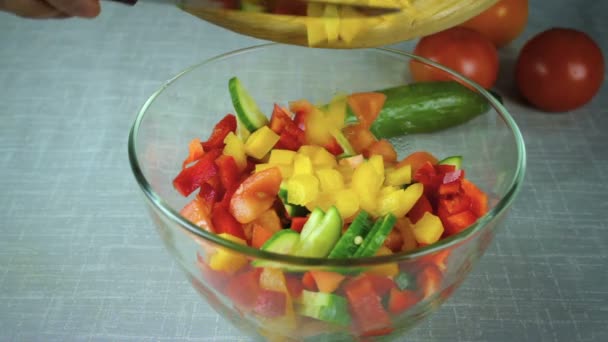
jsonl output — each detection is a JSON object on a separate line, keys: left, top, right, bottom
{"left": 306, "top": 191, "right": 336, "bottom": 212}
{"left": 208, "top": 233, "right": 248, "bottom": 274}
{"left": 312, "top": 148, "right": 338, "bottom": 168}
{"left": 316, "top": 168, "right": 344, "bottom": 192}
{"left": 323, "top": 5, "right": 340, "bottom": 44}
{"left": 305, "top": 109, "right": 332, "bottom": 145}
{"left": 379, "top": 185, "right": 399, "bottom": 197}
{"left": 334, "top": 188, "right": 360, "bottom": 219}
{"left": 298, "top": 145, "right": 322, "bottom": 158}
{"left": 223, "top": 132, "right": 247, "bottom": 171}
{"left": 287, "top": 174, "right": 319, "bottom": 206}
{"left": 377, "top": 182, "right": 423, "bottom": 218}
{"left": 338, "top": 6, "right": 365, "bottom": 43}
{"left": 268, "top": 149, "right": 297, "bottom": 165}
{"left": 293, "top": 153, "right": 314, "bottom": 175}
{"left": 369, "top": 155, "right": 385, "bottom": 180}
{"left": 326, "top": 94, "right": 347, "bottom": 130}
{"left": 368, "top": 246, "right": 399, "bottom": 277}
{"left": 412, "top": 212, "right": 445, "bottom": 245}
{"left": 245, "top": 126, "right": 280, "bottom": 160}
{"left": 385, "top": 164, "right": 412, "bottom": 186}
{"left": 352, "top": 162, "right": 382, "bottom": 213}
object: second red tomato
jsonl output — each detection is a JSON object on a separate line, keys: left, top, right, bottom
{"left": 410, "top": 27, "right": 500, "bottom": 89}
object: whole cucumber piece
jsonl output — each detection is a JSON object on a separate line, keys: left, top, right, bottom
{"left": 346, "top": 81, "right": 491, "bottom": 138}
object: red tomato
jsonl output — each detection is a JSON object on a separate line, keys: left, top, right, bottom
{"left": 229, "top": 167, "right": 282, "bottom": 224}
{"left": 459, "top": 0, "right": 529, "bottom": 48}
{"left": 515, "top": 28, "right": 605, "bottom": 112}
{"left": 410, "top": 27, "right": 499, "bottom": 89}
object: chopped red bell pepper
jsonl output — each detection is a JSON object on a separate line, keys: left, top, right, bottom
{"left": 269, "top": 104, "right": 293, "bottom": 134}
{"left": 275, "top": 131, "right": 303, "bottom": 151}
{"left": 324, "top": 137, "right": 344, "bottom": 156}
{"left": 343, "top": 276, "right": 393, "bottom": 336}
{"left": 215, "top": 155, "right": 241, "bottom": 192}
{"left": 270, "top": 105, "right": 306, "bottom": 151}
{"left": 225, "top": 268, "right": 262, "bottom": 311}
{"left": 182, "top": 138, "right": 205, "bottom": 169}
{"left": 173, "top": 149, "right": 221, "bottom": 197}
{"left": 285, "top": 275, "right": 304, "bottom": 298}
{"left": 388, "top": 288, "right": 420, "bottom": 315}
{"left": 461, "top": 179, "right": 489, "bottom": 217}
{"left": 407, "top": 194, "right": 433, "bottom": 224}
{"left": 367, "top": 274, "right": 396, "bottom": 297}
{"left": 211, "top": 205, "right": 246, "bottom": 240}
{"left": 201, "top": 114, "right": 237, "bottom": 151}
{"left": 254, "top": 289, "right": 288, "bottom": 318}
{"left": 290, "top": 216, "right": 308, "bottom": 233}
{"left": 443, "top": 169, "right": 464, "bottom": 184}
{"left": 413, "top": 161, "right": 440, "bottom": 187}
{"left": 434, "top": 164, "right": 456, "bottom": 175}
{"left": 438, "top": 181, "right": 462, "bottom": 196}
{"left": 199, "top": 182, "right": 220, "bottom": 207}
{"left": 443, "top": 210, "right": 477, "bottom": 236}
{"left": 439, "top": 195, "right": 472, "bottom": 215}
{"left": 302, "top": 271, "right": 317, "bottom": 292}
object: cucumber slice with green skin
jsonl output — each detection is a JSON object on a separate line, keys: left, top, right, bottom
{"left": 394, "top": 271, "right": 414, "bottom": 291}
{"left": 299, "top": 207, "right": 325, "bottom": 242}
{"left": 228, "top": 77, "right": 268, "bottom": 132}
{"left": 341, "top": 81, "right": 490, "bottom": 138}
{"left": 278, "top": 185, "right": 309, "bottom": 218}
{"left": 328, "top": 211, "right": 372, "bottom": 259}
{"left": 251, "top": 229, "right": 299, "bottom": 267}
{"left": 353, "top": 213, "right": 397, "bottom": 258}
{"left": 439, "top": 155, "right": 463, "bottom": 170}
{"left": 295, "top": 290, "right": 351, "bottom": 326}
{"left": 294, "top": 206, "right": 343, "bottom": 258}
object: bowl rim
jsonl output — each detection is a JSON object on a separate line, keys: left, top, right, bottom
{"left": 128, "top": 43, "right": 526, "bottom": 267}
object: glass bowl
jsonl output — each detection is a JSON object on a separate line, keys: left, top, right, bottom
{"left": 128, "top": 43, "right": 525, "bottom": 341}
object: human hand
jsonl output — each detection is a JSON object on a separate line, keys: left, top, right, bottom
{"left": 0, "top": 0, "right": 101, "bottom": 19}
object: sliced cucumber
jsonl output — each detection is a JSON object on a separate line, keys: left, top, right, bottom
{"left": 439, "top": 155, "right": 463, "bottom": 170}
{"left": 331, "top": 128, "right": 356, "bottom": 158}
{"left": 394, "top": 271, "right": 414, "bottom": 291}
{"left": 278, "top": 184, "right": 309, "bottom": 218}
{"left": 295, "top": 290, "right": 351, "bottom": 326}
{"left": 353, "top": 213, "right": 397, "bottom": 258}
{"left": 294, "top": 206, "right": 343, "bottom": 258}
{"left": 228, "top": 77, "right": 269, "bottom": 132}
{"left": 251, "top": 229, "right": 299, "bottom": 267}
{"left": 328, "top": 211, "right": 372, "bottom": 259}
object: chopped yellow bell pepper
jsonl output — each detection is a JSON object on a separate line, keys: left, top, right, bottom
{"left": 223, "top": 132, "right": 247, "bottom": 171}
{"left": 305, "top": 108, "right": 332, "bottom": 145}
{"left": 287, "top": 174, "right": 319, "bottom": 205}
{"left": 368, "top": 246, "right": 399, "bottom": 277}
{"left": 385, "top": 164, "right": 412, "bottom": 186}
{"left": 379, "top": 185, "right": 399, "bottom": 197}
{"left": 326, "top": 94, "right": 347, "bottom": 130}
{"left": 338, "top": 6, "right": 365, "bottom": 43}
{"left": 323, "top": 4, "right": 340, "bottom": 44}
{"left": 334, "top": 188, "right": 359, "bottom": 219}
{"left": 245, "top": 126, "right": 280, "bottom": 160}
{"left": 255, "top": 163, "right": 293, "bottom": 178}
{"left": 369, "top": 155, "right": 385, "bottom": 182}
{"left": 298, "top": 145, "right": 322, "bottom": 158}
{"left": 351, "top": 161, "right": 383, "bottom": 213}
{"left": 268, "top": 149, "right": 297, "bottom": 165}
{"left": 412, "top": 212, "right": 444, "bottom": 245}
{"left": 306, "top": 191, "right": 336, "bottom": 212}
{"left": 293, "top": 153, "right": 314, "bottom": 175}
{"left": 259, "top": 267, "right": 297, "bottom": 332}
{"left": 311, "top": 147, "right": 337, "bottom": 168}
{"left": 208, "top": 233, "right": 248, "bottom": 274}
{"left": 306, "top": 4, "right": 326, "bottom": 47}
{"left": 377, "top": 182, "right": 424, "bottom": 218}
{"left": 316, "top": 168, "right": 344, "bottom": 192}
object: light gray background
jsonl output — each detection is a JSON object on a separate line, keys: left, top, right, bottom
{"left": 1, "top": 1, "right": 607, "bottom": 341}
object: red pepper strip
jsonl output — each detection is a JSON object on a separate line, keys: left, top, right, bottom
{"left": 434, "top": 164, "right": 456, "bottom": 175}
{"left": 388, "top": 288, "right": 420, "bottom": 315}
{"left": 438, "top": 180, "right": 461, "bottom": 197}
{"left": 302, "top": 271, "right": 317, "bottom": 292}
{"left": 443, "top": 210, "right": 477, "bottom": 236}
{"left": 443, "top": 169, "right": 464, "bottom": 184}
{"left": 439, "top": 195, "right": 472, "bottom": 215}
{"left": 182, "top": 138, "right": 205, "bottom": 169}
{"left": 290, "top": 217, "right": 308, "bottom": 233}
{"left": 416, "top": 264, "right": 443, "bottom": 299}
{"left": 254, "top": 289, "right": 287, "bottom": 318}
{"left": 324, "top": 137, "right": 344, "bottom": 156}
{"left": 275, "top": 131, "right": 303, "bottom": 151}
{"left": 201, "top": 114, "right": 237, "bottom": 151}
{"left": 196, "top": 253, "right": 231, "bottom": 291}
{"left": 269, "top": 104, "right": 293, "bottom": 134}
{"left": 172, "top": 149, "right": 221, "bottom": 197}
{"left": 285, "top": 275, "right": 304, "bottom": 299}
{"left": 216, "top": 155, "right": 241, "bottom": 192}
{"left": 225, "top": 268, "right": 262, "bottom": 311}
{"left": 211, "top": 204, "right": 246, "bottom": 240}
{"left": 367, "top": 274, "right": 396, "bottom": 297}
{"left": 407, "top": 194, "right": 433, "bottom": 224}
{"left": 343, "top": 276, "right": 393, "bottom": 336}
{"left": 199, "top": 182, "right": 220, "bottom": 208}
{"left": 461, "top": 179, "right": 489, "bottom": 217}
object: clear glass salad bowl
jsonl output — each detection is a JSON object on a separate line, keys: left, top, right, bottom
{"left": 128, "top": 43, "right": 525, "bottom": 341}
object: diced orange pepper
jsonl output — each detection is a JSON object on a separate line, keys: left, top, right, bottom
{"left": 397, "top": 151, "right": 439, "bottom": 174}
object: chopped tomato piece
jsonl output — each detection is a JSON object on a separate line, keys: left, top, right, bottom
{"left": 443, "top": 210, "right": 478, "bottom": 236}
{"left": 290, "top": 216, "right": 308, "bottom": 233}
{"left": 254, "top": 289, "right": 287, "bottom": 318}
{"left": 301, "top": 271, "right": 317, "bottom": 291}
{"left": 172, "top": 149, "right": 221, "bottom": 197}
{"left": 407, "top": 194, "right": 433, "bottom": 224}
{"left": 343, "top": 276, "right": 392, "bottom": 336}
{"left": 439, "top": 195, "right": 472, "bottom": 215}
{"left": 364, "top": 139, "right": 397, "bottom": 164}
{"left": 343, "top": 124, "right": 377, "bottom": 154}
{"left": 229, "top": 167, "right": 282, "bottom": 224}
{"left": 211, "top": 205, "right": 246, "bottom": 240}
{"left": 201, "top": 114, "right": 237, "bottom": 151}
{"left": 251, "top": 224, "right": 274, "bottom": 249}
{"left": 388, "top": 288, "right": 420, "bottom": 314}
{"left": 225, "top": 268, "right": 262, "bottom": 311}
{"left": 461, "top": 178, "right": 489, "bottom": 216}
{"left": 182, "top": 138, "right": 205, "bottom": 169}
{"left": 347, "top": 92, "right": 386, "bottom": 129}
{"left": 285, "top": 275, "right": 304, "bottom": 298}
{"left": 180, "top": 196, "right": 214, "bottom": 231}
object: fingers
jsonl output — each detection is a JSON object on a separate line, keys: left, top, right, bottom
{"left": 0, "top": 0, "right": 62, "bottom": 18}
{"left": 46, "top": 0, "right": 101, "bottom": 18}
